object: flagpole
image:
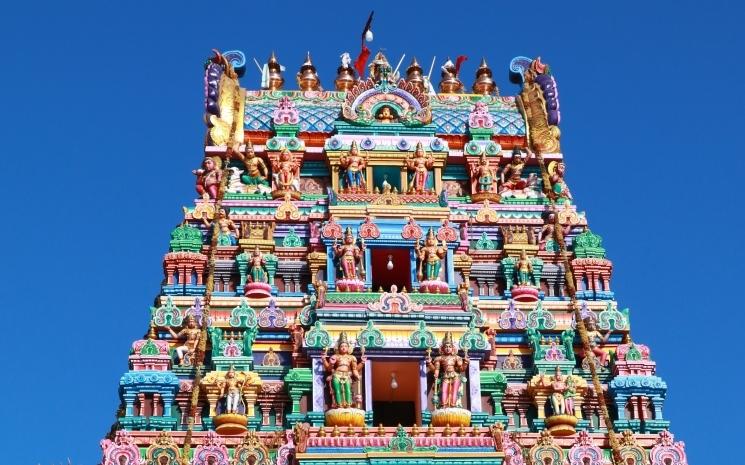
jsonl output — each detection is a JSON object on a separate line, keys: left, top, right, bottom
{"left": 252, "top": 58, "right": 263, "bottom": 75}
{"left": 427, "top": 56, "right": 437, "bottom": 81}
{"left": 392, "top": 54, "right": 406, "bottom": 79}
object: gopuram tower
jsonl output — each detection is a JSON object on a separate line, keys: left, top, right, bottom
{"left": 99, "top": 50, "right": 687, "bottom": 465}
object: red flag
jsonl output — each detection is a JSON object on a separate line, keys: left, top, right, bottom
{"left": 455, "top": 55, "right": 468, "bottom": 75}
{"left": 354, "top": 44, "right": 371, "bottom": 78}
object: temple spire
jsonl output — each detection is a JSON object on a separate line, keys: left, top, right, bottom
{"left": 405, "top": 56, "right": 425, "bottom": 92}
{"left": 439, "top": 57, "right": 463, "bottom": 93}
{"left": 472, "top": 57, "right": 498, "bottom": 95}
{"left": 297, "top": 52, "right": 321, "bottom": 91}
{"left": 266, "top": 52, "right": 284, "bottom": 90}
{"left": 335, "top": 52, "right": 357, "bottom": 91}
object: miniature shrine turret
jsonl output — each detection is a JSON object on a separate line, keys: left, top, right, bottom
{"left": 99, "top": 48, "right": 687, "bottom": 465}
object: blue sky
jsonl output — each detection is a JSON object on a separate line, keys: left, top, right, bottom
{"left": 0, "top": 1, "right": 741, "bottom": 463}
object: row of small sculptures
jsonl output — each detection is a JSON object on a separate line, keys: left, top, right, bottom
{"left": 192, "top": 142, "right": 571, "bottom": 201}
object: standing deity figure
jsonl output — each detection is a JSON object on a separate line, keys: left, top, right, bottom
{"left": 166, "top": 315, "right": 201, "bottom": 366}
{"left": 339, "top": 141, "right": 368, "bottom": 192}
{"left": 405, "top": 142, "right": 434, "bottom": 193}
{"left": 584, "top": 318, "right": 610, "bottom": 366}
{"left": 204, "top": 207, "right": 237, "bottom": 246}
{"left": 248, "top": 246, "right": 268, "bottom": 283}
{"left": 515, "top": 250, "right": 535, "bottom": 286}
{"left": 548, "top": 160, "right": 572, "bottom": 203}
{"left": 425, "top": 332, "right": 469, "bottom": 408}
{"left": 471, "top": 153, "right": 498, "bottom": 193}
{"left": 563, "top": 374, "right": 577, "bottom": 416}
{"left": 232, "top": 142, "right": 269, "bottom": 188}
{"left": 272, "top": 147, "right": 300, "bottom": 193}
{"left": 543, "top": 366, "right": 567, "bottom": 416}
{"left": 193, "top": 157, "right": 222, "bottom": 199}
{"left": 499, "top": 147, "right": 533, "bottom": 193}
{"left": 322, "top": 332, "right": 363, "bottom": 409}
{"left": 221, "top": 366, "right": 245, "bottom": 414}
{"left": 415, "top": 228, "right": 447, "bottom": 282}
{"left": 333, "top": 227, "right": 364, "bottom": 281}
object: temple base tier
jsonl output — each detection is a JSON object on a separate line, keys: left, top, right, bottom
{"left": 325, "top": 407, "right": 366, "bottom": 427}
{"left": 336, "top": 278, "right": 366, "bottom": 292}
{"left": 430, "top": 407, "right": 472, "bottom": 427}
{"left": 545, "top": 414, "right": 579, "bottom": 436}
{"left": 511, "top": 285, "right": 540, "bottom": 302}
{"left": 418, "top": 279, "right": 450, "bottom": 294}
{"left": 213, "top": 413, "right": 248, "bottom": 435}
{"left": 244, "top": 282, "right": 272, "bottom": 298}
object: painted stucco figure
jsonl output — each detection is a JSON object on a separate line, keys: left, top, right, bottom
{"left": 204, "top": 207, "right": 237, "bottom": 246}
{"left": 472, "top": 153, "right": 498, "bottom": 193}
{"left": 233, "top": 142, "right": 269, "bottom": 188}
{"left": 339, "top": 141, "right": 367, "bottom": 192}
{"left": 166, "top": 315, "right": 200, "bottom": 366}
{"left": 322, "top": 332, "right": 363, "bottom": 409}
{"left": 193, "top": 157, "right": 222, "bottom": 199}
{"left": 333, "top": 227, "right": 364, "bottom": 280}
{"left": 248, "top": 246, "right": 268, "bottom": 284}
{"left": 516, "top": 249, "right": 535, "bottom": 286}
{"left": 220, "top": 366, "right": 244, "bottom": 414}
{"left": 272, "top": 147, "right": 300, "bottom": 193}
{"left": 416, "top": 228, "right": 447, "bottom": 282}
{"left": 406, "top": 141, "right": 434, "bottom": 193}
{"left": 425, "top": 331, "right": 468, "bottom": 408}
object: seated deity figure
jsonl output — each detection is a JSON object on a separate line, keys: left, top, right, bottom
{"left": 425, "top": 332, "right": 469, "bottom": 408}
{"left": 220, "top": 366, "right": 244, "bottom": 414}
{"left": 322, "top": 332, "right": 363, "bottom": 409}
{"left": 339, "top": 141, "right": 368, "bottom": 192}
{"left": 406, "top": 142, "right": 434, "bottom": 193}
{"left": 166, "top": 315, "right": 200, "bottom": 366}
{"left": 203, "top": 207, "right": 237, "bottom": 246}
{"left": 193, "top": 157, "right": 222, "bottom": 199}
{"left": 248, "top": 246, "right": 268, "bottom": 284}
{"left": 500, "top": 147, "right": 536, "bottom": 194}
{"left": 333, "top": 227, "right": 364, "bottom": 281}
{"left": 271, "top": 147, "right": 300, "bottom": 194}
{"left": 231, "top": 142, "right": 269, "bottom": 190}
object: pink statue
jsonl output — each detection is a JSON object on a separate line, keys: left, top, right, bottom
{"left": 584, "top": 318, "right": 610, "bottom": 366}
{"left": 540, "top": 366, "right": 567, "bottom": 416}
{"left": 272, "top": 147, "right": 300, "bottom": 193}
{"left": 406, "top": 141, "right": 434, "bottom": 193}
{"left": 193, "top": 157, "right": 222, "bottom": 199}
{"left": 333, "top": 227, "right": 364, "bottom": 280}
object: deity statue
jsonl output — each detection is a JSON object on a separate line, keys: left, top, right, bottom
{"left": 166, "top": 315, "right": 200, "bottom": 366}
{"left": 499, "top": 147, "right": 535, "bottom": 193}
{"left": 515, "top": 250, "right": 535, "bottom": 286}
{"left": 584, "top": 318, "right": 610, "bottom": 366}
{"left": 203, "top": 207, "right": 237, "bottom": 246}
{"left": 405, "top": 142, "right": 434, "bottom": 193}
{"left": 220, "top": 366, "right": 245, "bottom": 414}
{"left": 563, "top": 374, "right": 576, "bottom": 415}
{"left": 425, "top": 332, "right": 469, "bottom": 408}
{"left": 541, "top": 366, "right": 567, "bottom": 416}
{"left": 193, "top": 157, "right": 222, "bottom": 199}
{"left": 272, "top": 147, "right": 300, "bottom": 196}
{"left": 471, "top": 153, "right": 498, "bottom": 194}
{"left": 322, "top": 332, "right": 363, "bottom": 409}
{"left": 248, "top": 246, "right": 268, "bottom": 284}
{"left": 333, "top": 227, "right": 364, "bottom": 281}
{"left": 548, "top": 160, "right": 572, "bottom": 203}
{"left": 375, "top": 105, "right": 397, "bottom": 123}
{"left": 232, "top": 142, "right": 269, "bottom": 189}
{"left": 415, "top": 228, "right": 447, "bottom": 282}
{"left": 339, "top": 141, "right": 368, "bottom": 192}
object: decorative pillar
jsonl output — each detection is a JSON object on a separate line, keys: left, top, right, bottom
{"left": 153, "top": 393, "right": 162, "bottom": 417}
{"left": 419, "top": 359, "right": 429, "bottom": 412}
{"left": 469, "top": 360, "right": 482, "bottom": 412}
{"left": 312, "top": 358, "right": 325, "bottom": 412}
{"left": 137, "top": 393, "right": 147, "bottom": 417}
{"left": 364, "top": 359, "right": 373, "bottom": 411}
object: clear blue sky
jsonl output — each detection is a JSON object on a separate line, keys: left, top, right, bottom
{"left": 1, "top": 1, "right": 740, "bottom": 464}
